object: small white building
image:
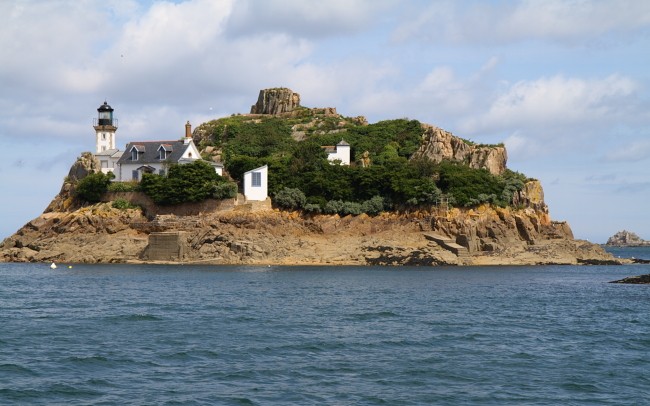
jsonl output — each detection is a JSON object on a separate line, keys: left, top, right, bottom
{"left": 243, "top": 165, "right": 268, "bottom": 201}
{"left": 324, "top": 140, "right": 351, "bottom": 165}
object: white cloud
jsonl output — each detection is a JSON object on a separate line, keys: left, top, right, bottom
{"left": 462, "top": 74, "right": 639, "bottom": 136}
{"left": 605, "top": 140, "right": 650, "bottom": 162}
{"left": 393, "top": 0, "right": 650, "bottom": 45}
{"left": 225, "top": 0, "right": 393, "bottom": 38}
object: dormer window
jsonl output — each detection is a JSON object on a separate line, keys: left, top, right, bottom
{"left": 131, "top": 149, "right": 138, "bottom": 161}
{"left": 158, "top": 144, "right": 172, "bottom": 160}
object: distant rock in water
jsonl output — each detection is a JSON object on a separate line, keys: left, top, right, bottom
{"left": 610, "top": 274, "right": 650, "bottom": 284}
{"left": 606, "top": 230, "right": 650, "bottom": 246}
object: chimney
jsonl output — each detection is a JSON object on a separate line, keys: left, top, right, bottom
{"left": 184, "top": 120, "right": 192, "bottom": 144}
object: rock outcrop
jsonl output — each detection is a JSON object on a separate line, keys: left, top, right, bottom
{"left": 0, "top": 200, "right": 626, "bottom": 266}
{"left": 411, "top": 125, "right": 507, "bottom": 175}
{"left": 606, "top": 230, "right": 650, "bottom": 246}
{"left": 610, "top": 274, "right": 650, "bottom": 284}
{"left": 45, "top": 152, "right": 101, "bottom": 213}
{"left": 250, "top": 88, "right": 301, "bottom": 115}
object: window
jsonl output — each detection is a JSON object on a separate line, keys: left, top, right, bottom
{"left": 188, "top": 152, "right": 192, "bottom": 158}
{"left": 132, "top": 170, "right": 139, "bottom": 181}
{"left": 131, "top": 149, "right": 138, "bottom": 161}
{"left": 101, "top": 160, "right": 108, "bottom": 168}
{"left": 159, "top": 169, "right": 165, "bottom": 176}
{"left": 102, "top": 146, "right": 106, "bottom": 152}
{"left": 251, "top": 171, "right": 262, "bottom": 187}
{"left": 101, "top": 133, "right": 106, "bottom": 140}
{"left": 159, "top": 149, "right": 166, "bottom": 160}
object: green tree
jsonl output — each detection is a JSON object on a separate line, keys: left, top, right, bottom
{"left": 140, "top": 160, "right": 235, "bottom": 205}
{"left": 75, "top": 172, "right": 114, "bottom": 203}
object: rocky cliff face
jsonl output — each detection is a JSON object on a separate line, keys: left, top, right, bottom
{"left": 0, "top": 200, "right": 623, "bottom": 266}
{"left": 45, "top": 152, "right": 101, "bottom": 213}
{"left": 411, "top": 125, "right": 507, "bottom": 175}
{"left": 250, "top": 88, "right": 301, "bottom": 115}
{"left": 606, "top": 230, "right": 650, "bottom": 246}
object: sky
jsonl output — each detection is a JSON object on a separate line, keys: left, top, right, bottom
{"left": 1, "top": 0, "right": 649, "bottom": 243}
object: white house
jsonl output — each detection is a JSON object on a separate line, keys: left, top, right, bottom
{"left": 91, "top": 102, "right": 223, "bottom": 181}
{"left": 115, "top": 123, "right": 223, "bottom": 181}
{"left": 324, "top": 140, "right": 351, "bottom": 165}
{"left": 243, "top": 165, "right": 268, "bottom": 201}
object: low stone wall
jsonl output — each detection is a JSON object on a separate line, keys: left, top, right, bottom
{"left": 102, "top": 192, "right": 235, "bottom": 218}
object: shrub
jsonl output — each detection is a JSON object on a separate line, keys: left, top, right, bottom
{"left": 303, "top": 203, "right": 322, "bottom": 214}
{"left": 324, "top": 200, "right": 344, "bottom": 215}
{"left": 107, "top": 181, "right": 139, "bottom": 192}
{"left": 361, "top": 196, "right": 385, "bottom": 215}
{"left": 112, "top": 198, "right": 138, "bottom": 210}
{"left": 75, "top": 172, "right": 113, "bottom": 203}
{"left": 212, "top": 182, "right": 238, "bottom": 199}
{"left": 340, "top": 201, "right": 362, "bottom": 216}
{"left": 140, "top": 160, "right": 225, "bottom": 205}
{"left": 273, "top": 187, "right": 307, "bottom": 210}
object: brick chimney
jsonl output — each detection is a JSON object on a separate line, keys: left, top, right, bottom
{"left": 184, "top": 120, "right": 192, "bottom": 144}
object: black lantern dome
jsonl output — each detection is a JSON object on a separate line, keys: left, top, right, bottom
{"left": 97, "top": 101, "right": 114, "bottom": 126}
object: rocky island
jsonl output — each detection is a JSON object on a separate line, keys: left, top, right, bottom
{"left": 0, "top": 88, "right": 626, "bottom": 266}
{"left": 606, "top": 230, "right": 650, "bottom": 247}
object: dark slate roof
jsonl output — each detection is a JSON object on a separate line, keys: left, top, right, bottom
{"left": 116, "top": 140, "right": 191, "bottom": 165}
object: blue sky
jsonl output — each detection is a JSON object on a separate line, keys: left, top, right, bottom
{"left": 1, "top": 0, "right": 649, "bottom": 243}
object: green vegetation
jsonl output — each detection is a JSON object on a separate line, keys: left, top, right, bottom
{"left": 75, "top": 172, "right": 114, "bottom": 203}
{"left": 139, "top": 160, "right": 237, "bottom": 205}
{"left": 107, "top": 181, "right": 139, "bottom": 192}
{"left": 191, "top": 111, "right": 528, "bottom": 214}
{"left": 111, "top": 198, "right": 139, "bottom": 210}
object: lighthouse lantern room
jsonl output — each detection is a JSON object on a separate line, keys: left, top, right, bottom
{"left": 94, "top": 101, "right": 118, "bottom": 153}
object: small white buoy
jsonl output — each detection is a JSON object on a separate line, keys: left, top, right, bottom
{"left": 50, "top": 262, "right": 57, "bottom": 269}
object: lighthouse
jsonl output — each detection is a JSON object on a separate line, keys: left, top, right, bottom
{"left": 94, "top": 101, "right": 118, "bottom": 153}
{"left": 93, "top": 101, "right": 121, "bottom": 177}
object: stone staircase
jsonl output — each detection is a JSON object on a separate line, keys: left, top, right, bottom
{"left": 424, "top": 233, "right": 471, "bottom": 261}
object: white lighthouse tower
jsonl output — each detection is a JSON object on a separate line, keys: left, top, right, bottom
{"left": 93, "top": 101, "right": 121, "bottom": 177}
{"left": 94, "top": 101, "right": 117, "bottom": 153}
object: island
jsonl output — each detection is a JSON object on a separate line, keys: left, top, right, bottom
{"left": 606, "top": 230, "right": 650, "bottom": 247}
{"left": 0, "top": 88, "right": 626, "bottom": 266}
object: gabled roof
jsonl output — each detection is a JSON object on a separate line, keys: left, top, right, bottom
{"left": 117, "top": 140, "right": 192, "bottom": 165}
{"left": 244, "top": 164, "right": 268, "bottom": 175}
{"left": 95, "top": 148, "right": 121, "bottom": 158}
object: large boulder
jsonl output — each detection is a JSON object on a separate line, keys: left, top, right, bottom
{"left": 250, "top": 88, "right": 301, "bottom": 115}
{"left": 411, "top": 125, "right": 507, "bottom": 175}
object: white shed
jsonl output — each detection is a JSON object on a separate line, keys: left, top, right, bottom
{"left": 243, "top": 165, "right": 268, "bottom": 201}
{"left": 325, "top": 140, "right": 351, "bottom": 165}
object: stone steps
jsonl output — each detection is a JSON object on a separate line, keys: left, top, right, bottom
{"left": 424, "top": 233, "right": 470, "bottom": 259}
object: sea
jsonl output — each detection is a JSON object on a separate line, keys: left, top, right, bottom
{"left": 1, "top": 247, "right": 649, "bottom": 405}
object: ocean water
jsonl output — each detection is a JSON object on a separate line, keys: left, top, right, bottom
{"left": 1, "top": 263, "right": 649, "bottom": 405}
{"left": 603, "top": 245, "right": 650, "bottom": 261}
